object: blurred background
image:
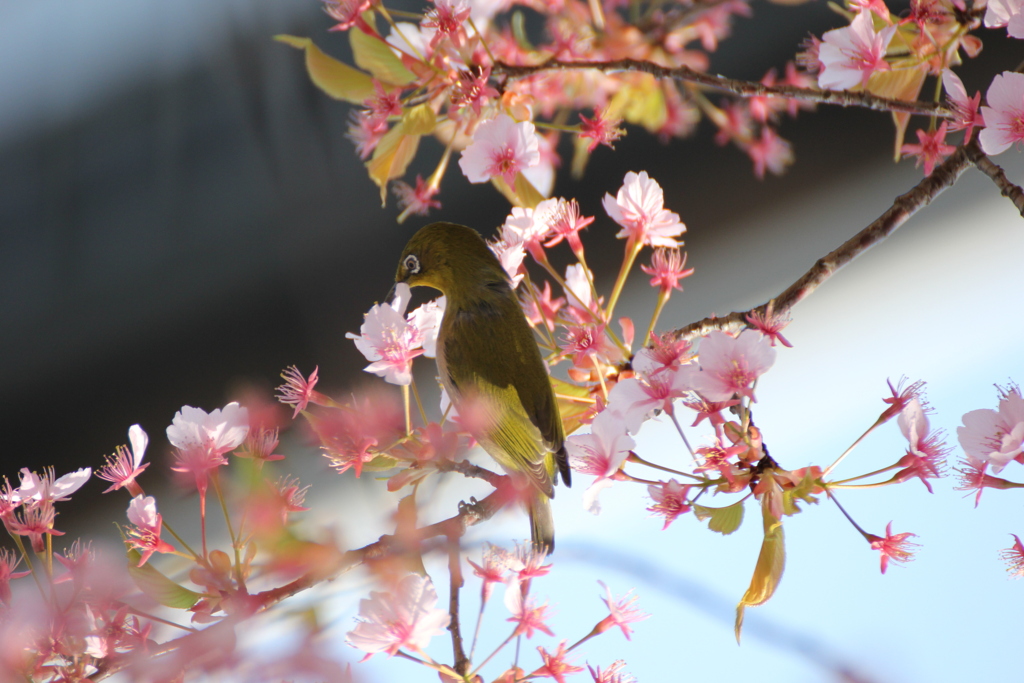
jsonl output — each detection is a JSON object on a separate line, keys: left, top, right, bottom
{"left": 2, "top": 0, "right": 1023, "bottom": 681}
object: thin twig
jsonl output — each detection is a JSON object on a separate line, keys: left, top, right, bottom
{"left": 492, "top": 58, "right": 951, "bottom": 118}
{"left": 447, "top": 537, "right": 469, "bottom": 675}
{"left": 964, "top": 141, "right": 1024, "bottom": 216}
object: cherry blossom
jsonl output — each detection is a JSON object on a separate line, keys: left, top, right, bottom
{"left": 566, "top": 410, "right": 635, "bottom": 513}
{"left": 533, "top": 641, "right": 583, "bottom": 682}
{"left": 579, "top": 108, "right": 625, "bottom": 153}
{"left": 503, "top": 198, "right": 559, "bottom": 263}
{"left": 423, "top": 0, "right": 471, "bottom": 49}
{"left": 746, "top": 127, "right": 793, "bottom": 179}
{"left": 0, "top": 548, "right": 29, "bottom": 604}
{"left": 593, "top": 581, "right": 649, "bottom": 640}
{"left": 894, "top": 399, "right": 949, "bottom": 492}
{"left": 979, "top": 71, "right": 1024, "bottom": 155}
{"left": 459, "top": 113, "right": 541, "bottom": 186}
{"left": 1000, "top": 534, "right": 1024, "bottom": 578}
{"left": 689, "top": 330, "right": 776, "bottom": 402}
{"left": 942, "top": 70, "right": 984, "bottom": 144}
{"left": 126, "top": 496, "right": 175, "bottom": 567}
{"left": 563, "top": 263, "right": 597, "bottom": 320}
{"left": 276, "top": 365, "right": 324, "bottom": 418}
{"left": 901, "top": 123, "right": 956, "bottom": 176}
{"left": 407, "top": 296, "right": 446, "bottom": 358}
{"left": 324, "top": 0, "right": 372, "bottom": 32}
{"left": 631, "top": 332, "right": 693, "bottom": 376}
{"left": 97, "top": 424, "right": 150, "bottom": 495}
{"left": 744, "top": 301, "right": 793, "bottom": 347}
{"left": 346, "top": 574, "right": 451, "bottom": 658}
{"left": 393, "top": 175, "right": 441, "bottom": 218}
{"left": 957, "top": 384, "right": 1024, "bottom": 474}
{"left": 489, "top": 224, "right": 527, "bottom": 287}
{"left": 640, "top": 247, "right": 693, "bottom": 295}
{"left": 545, "top": 199, "right": 593, "bottom": 256}
{"left": 817, "top": 12, "right": 897, "bottom": 91}
{"left": 866, "top": 522, "right": 919, "bottom": 574}
{"left": 984, "top": 0, "right": 1024, "bottom": 28}
{"left": 588, "top": 660, "right": 636, "bottom": 683}
{"left": 521, "top": 280, "right": 566, "bottom": 331}
{"left": 8, "top": 501, "right": 62, "bottom": 553}
{"left": 505, "top": 582, "right": 554, "bottom": 638}
{"left": 602, "top": 171, "right": 686, "bottom": 248}
{"left": 605, "top": 368, "right": 693, "bottom": 435}
{"left": 347, "top": 285, "right": 425, "bottom": 385}
{"left": 647, "top": 479, "right": 692, "bottom": 529}
{"left": 166, "top": 403, "right": 250, "bottom": 457}
{"left": 16, "top": 466, "right": 92, "bottom": 505}
{"left": 467, "top": 544, "right": 508, "bottom": 604}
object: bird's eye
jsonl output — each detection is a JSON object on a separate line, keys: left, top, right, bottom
{"left": 404, "top": 254, "right": 420, "bottom": 274}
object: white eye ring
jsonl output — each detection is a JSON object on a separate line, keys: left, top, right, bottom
{"left": 404, "top": 254, "right": 420, "bottom": 274}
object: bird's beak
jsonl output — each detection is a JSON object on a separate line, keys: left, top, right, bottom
{"left": 385, "top": 282, "right": 399, "bottom": 306}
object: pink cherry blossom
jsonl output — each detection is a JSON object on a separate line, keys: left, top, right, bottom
{"left": 126, "top": 496, "right": 175, "bottom": 567}
{"left": 545, "top": 199, "right": 593, "bottom": 256}
{"left": 276, "top": 365, "right": 325, "bottom": 418}
{"left": 593, "top": 581, "right": 649, "bottom": 640}
{"left": 459, "top": 113, "right": 541, "bottom": 186}
{"left": 467, "top": 544, "right": 508, "bottom": 605}
{"left": 647, "top": 479, "right": 692, "bottom": 529}
{"left": 393, "top": 175, "right": 442, "bottom": 218}
{"left": 579, "top": 108, "right": 625, "bottom": 152}
{"left": 532, "top": 641, "right": 583, "bottom": 682}
{"left": 901, "top": 123, "right": 956, "bottom": 176}
{"left": 1000, "top": 534, "right": 1024, "bottom": 578}
{"left": 817, "top": 12, "right": 897, "bottom": 91}
{"left": 631, "top": 332, "right": 693, "bottom": 376}
{"left": 407, "top": 296, "right": 446, "bottom": 358}
{"left": 423, "top": 0, "right": 471, "bottom": 49}
{"left": 640, "top": 247, "right": 693, "bottom": 295}
{"left": 746, "top": 127, "right": 793, "bottom": 179}
{"left": 505, "top": 582, "right": 555, "bottom": 638}
{"left": 324, "top": 0, "right": 372, "bottom": 32}
{"left": 606, "top": 367, "right": 693, "bottom": 434}
{"left": 166, "top": 403, "right": 250, "bottom": 457}
{"left": 689, "top": 330, "right": 776, "bottom": 402}
{"left": 502, "top": 197, "right": 559, "bottom": 263}
{"left": 488, "top": 225, "right": 528, "bottom": 289}
{"left": 984, "top": 0, "right": 1024, "bottom": 27}
{"left": 16, "top": 466, "right": 92, "bottom": 505}
{"left": 744, "top": 301, "right": 793, "bottom": 347}
{"left": 602, "top": 171, "right": 686, "bottom": 248}
{"left": 346, "top": 284, "right": 425, "bottom": 385}
{"left": 563, "top": 263, "right": 597, "bottom": 320}
{"left": 8, "top": 501, "right": 62, "bottom": 553}
{"left": 521, "top": 280, "right": 566, "bottom": 331}
{"left": 979, "top": 71, "right": 1024, "bottom": 155}
{"left": 566, "top": 410, "right": 635, "bottom": 514}
{"left": 894, "top": 398, "right": 949, "bottom": 492}
{"left": 346, "top": 573, "right": 451, "bottom": 658}
{"left": 866, "top": 522, "right": 919, "bottom": 574}
{"left": 957, "top": 384, "right": 1024, "bottom": 474}
{"left": 588, "top": 660, "right": 636, "bottom": 683}
{"left": 942, "top": 70, "right": 984, "bottom": 143}
{"left": 97, "top": 424, "right": 150, "bottom": 495}
{"left": 0, "top": 548, "right": 30, "bottom": 604}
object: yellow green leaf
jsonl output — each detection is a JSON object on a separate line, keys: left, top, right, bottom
{"left": 734, "top": 500, "right": 786, "bottom": 642}
{"left": 693, "top": 499, "right": 745, "bottom": 535}
{"left": 350, "top": 26, "right": 416, "bottom": 87}
{"left": 607, "top": 76, "right": 666, "bottom": 133}
{"left": 366, "top": 123, "right": 422, "bottom": 205}
{"left": 782, "top": 470, "right": 822, "bottom": 516}
{"left": 126, "top": 549, "right": 202, "bottom": 609}
{"left": 402, "top": 103, "right": 437, "bottom": 136}
{"left": 274, "top": 35, "right": 375, "bottom": 104}
{"left": 513, "top": 172, "right": 547, "bottom": 207}
{"left": 551, "top": 377, "right": 593, "bottom": 437}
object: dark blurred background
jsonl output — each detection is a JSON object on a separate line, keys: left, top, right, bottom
{"left": 0, "top": 0, "right": 1012, "bottom": 523}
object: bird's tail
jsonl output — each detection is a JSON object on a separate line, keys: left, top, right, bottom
{"left": 528, "top": 490, "right": 555, "bottom": 553}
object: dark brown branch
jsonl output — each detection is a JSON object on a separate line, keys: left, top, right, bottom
{"left": 964, "top": 141, "right": 1024, "bottom": 216}
{"left": 671, "top": 143, "right": 977, "bottom": 340}
{"left": 492, "top": 58, "right": 951, "bottom": 118}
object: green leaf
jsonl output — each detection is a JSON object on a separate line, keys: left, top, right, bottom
{"left": 693, "top": 499, "right": 745, "bottom": 535}
{"left": 734, "top": 501, "right": 786, "bottom": 643}
{"left": 550, "top": 377, "right": 593, "bottom": 437}
{"left": 401, "top": 103, "right": 437, "bottom": 136}
{"left": 350, "top": 26, "right": 416, "bottom": 87}
{"left": 274, "top": 35, "right": 375, "bottom": 104}
{"left": 366, "top": 122, "right": 422, "bottom": 205}
{"left": 126, "top": 549, "right": 202, "bottom": 609}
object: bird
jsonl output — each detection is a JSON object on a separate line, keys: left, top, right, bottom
{"left": 394, "top": 222, "right": 571, "bottom": 552}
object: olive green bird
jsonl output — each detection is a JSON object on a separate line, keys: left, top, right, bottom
{"left": 395, "top": 222, "right": 571, "bottom": 552}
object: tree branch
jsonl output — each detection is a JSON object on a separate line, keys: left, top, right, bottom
{"left": 671, "top": 142, "right": 976, "bottom": 339}
{"left": 492, "top": 58, "right": 951, "bottom": 118}
{"left": 964, "top": 141, "right": 1024, "bottom": 216}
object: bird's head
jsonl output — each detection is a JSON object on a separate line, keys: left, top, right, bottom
{"left": 395, "top": 222, "right": 508, "bottom": 299}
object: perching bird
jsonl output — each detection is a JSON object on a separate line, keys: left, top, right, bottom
{"left": 395, "top": 222, "right": 571, "bottom": 552}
